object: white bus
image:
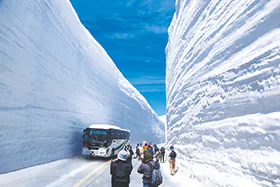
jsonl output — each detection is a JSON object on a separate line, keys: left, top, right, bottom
{"left": 82, "top": 124, "right": 130, "bottom": 158}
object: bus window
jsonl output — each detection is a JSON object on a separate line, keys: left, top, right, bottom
{"left": 83, "top": 129, "right": 108, "bottom": 142}
{"left": 83, "top": 129, "right": 90, "bottom": 141}
{"left": 109, "top": 129, "right": 129, "bottom": 139}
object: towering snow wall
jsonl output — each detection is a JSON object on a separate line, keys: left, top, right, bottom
{"left": 0, "top": 0, "right": 164, "bottom": 173}
{"left": 166, "top": 0, "right": 280, "bottom": 186}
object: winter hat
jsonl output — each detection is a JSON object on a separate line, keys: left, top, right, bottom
{"left": 170, "top": 145, "right": 174, "bottom": 151}
{"left": 118, "top": 150, "right": 128, "bottom": 161}
{"left": 144, "top": 152, "right": 153, "bottom": 162}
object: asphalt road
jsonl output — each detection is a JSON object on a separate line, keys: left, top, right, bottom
{"left": 0, "top": 156, "right": 177, "bottom": 187}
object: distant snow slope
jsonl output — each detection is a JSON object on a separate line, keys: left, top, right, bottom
{"left": 166, "top": 0, "right": 280, "bottom": 186}
{"left": 159, "top": 115, "right": 166, "bottom": 126}
{"left": 0, "top": 0, "right": 164, "bottom": 173}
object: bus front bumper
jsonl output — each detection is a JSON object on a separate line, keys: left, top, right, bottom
{"left": 82, "top": 147, "right": 108, "bottom": 157}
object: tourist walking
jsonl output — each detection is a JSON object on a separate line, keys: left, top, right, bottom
{"left": 168, "top": 146, "right": 176, "bottom": 175}
{"left": 138, "top": 143, "right": 144, "bottom": 160}
{"left": 159, "top": 147, "right": 165, "bottom": 163}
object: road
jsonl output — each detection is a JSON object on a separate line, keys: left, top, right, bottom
{"left": 0, "top": 156, "right": 178, "bottom": 187}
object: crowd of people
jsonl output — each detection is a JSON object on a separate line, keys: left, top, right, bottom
{"left": 110, "top": 142, "right": 177, "bottom": 187}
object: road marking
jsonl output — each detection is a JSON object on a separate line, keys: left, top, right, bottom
{"left": 73, "top": 160, "right": 110, "bottom": 187}
{"left": 46, "top": 162, "right": 97, "bottom": 187}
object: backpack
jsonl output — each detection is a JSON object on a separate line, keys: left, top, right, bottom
{"left": 147, "top": 162, "right": 163, "bottom": 186}
{"left": 161, "top": 149, "right": 165, "bottom": 154}
{"left": 170, "top": 151, "right": 176, "bottom": 159}
{"left": 147, "top": 147, "right": 153, "bottom": 154}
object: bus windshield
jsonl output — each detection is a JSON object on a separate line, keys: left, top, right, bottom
{"left": 83, "top": 128, "right": 108, "bottom": 143}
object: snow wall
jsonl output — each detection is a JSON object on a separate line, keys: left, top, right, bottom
{"left": 166, "top": 0, "right": 280, "bottom": 186}
{"left": 0, "top": 0, "right": 164, "bottom": 173}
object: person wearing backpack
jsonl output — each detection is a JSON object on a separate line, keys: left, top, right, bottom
{"left": 168, "top": 145, "right": 177, "bottom": 176}
{"left": 110, "top": 150, "right": 133, "bottom": 187}
{"left": 137, "top": 152, "right": 162, "bottom": 187}
{"left": 159, "top": 147, "right": 165, "bottom": 163}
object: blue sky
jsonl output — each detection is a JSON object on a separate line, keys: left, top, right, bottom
{"left": 70, "top": 0, "right": 175, "bottom": 116}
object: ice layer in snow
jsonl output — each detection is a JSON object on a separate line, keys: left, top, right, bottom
{"left": 166, "top": 0, "right": 280, "bottom": 186}
{"left": 0, "top": 0, "right": 164, "bottom": 173}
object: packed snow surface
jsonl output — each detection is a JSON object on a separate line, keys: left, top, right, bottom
{"left": 0, "top": 0, "right": 164, "bottom": 173}
{"left": 166, "top": 0, "right": 280, "bottom": 186}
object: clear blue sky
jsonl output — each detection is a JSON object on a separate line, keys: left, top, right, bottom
{"left": 70, "top": 0, "right": 175, "bottom": 116}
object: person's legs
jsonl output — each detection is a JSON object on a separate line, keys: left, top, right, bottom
{"left": 169, "top": 158, "right": 172, "bottom": 174}
{"left": 170, "top": 159, "right": 175, "bottom": 175}
{"left": 143, "top": 183, "right": 149, "bottom": 187}
{"left": 172, "top": 159, "right": 176, "bottom": 174}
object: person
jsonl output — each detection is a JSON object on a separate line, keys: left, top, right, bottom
{"left": 146, "top": 144, "right": 153, "bottom": 156}
{"left": 110, "top": 150, "right": 133, "bottom": 187}
{"left": 143, "top": 143, "right": 149, "bottom": 152}
{"left": 137, "top": 152, "right": 160, "bottom": 187}
{"left": 143, "top": 143, "right": 152, "bottom": 155}
{"left": 135, "top": 144, "right": 140, "bottom": 159}
{"left": 138, "top": 143, "right": 144, "bottom": 160}
{"left": 153, "top": 144, "right": 160, "bottom": 161}
{"left": 159, "top": 147, "right": 165, "bottom": 163}
{"left": 169, "top": 145, "right": 176, "bottom": 176}
{"left": 111, "top": 148, "right": 115, "bottom": 159}
{"left": 126, "top": 145, "right": 134, "bottom": 164}
{"left": 135, "top": 143, "right": 140, "bottom": 159}
{"left": 153, "top": 144, "right": 159, "bottom": 153}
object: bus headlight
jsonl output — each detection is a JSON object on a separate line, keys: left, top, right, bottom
{"left": 82, "top": 147, "right": 90, "bottom": 155}
{"left": 82, "top": 147, "right": 90, "bottom": 152}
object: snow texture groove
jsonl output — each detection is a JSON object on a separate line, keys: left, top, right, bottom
{"left": 0, "top": 0, "right": 164, "bottom": 173}
{"left": 166, "top": 0, "right": 280, "bottom": 186}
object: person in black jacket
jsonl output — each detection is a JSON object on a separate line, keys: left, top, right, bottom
{"left": 126, "top": 145, "right": 134, "bottom": 164}
{"left": 169, "top": 145, "right": 177, "bottom": 175}
{"left": 110, "top": 150, "right": 133, "bottom": 187}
